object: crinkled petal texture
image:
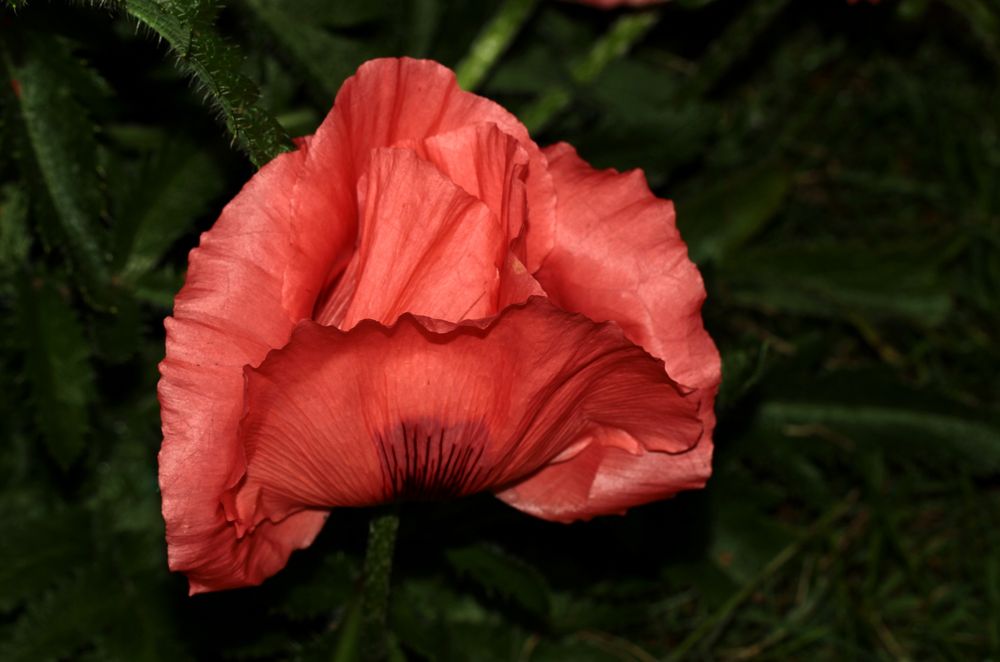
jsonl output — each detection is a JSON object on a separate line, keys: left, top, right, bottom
{"left": 223, "top": 299, "right": 701, "bottom": 536}
{"left": 159, "top": 144, "right": 336, "bottom": 595}
{"left": 497, "top": 143, "right": 720, "bottom": 522}
{"left": 159, "top": 58, "right": 551, "bottom": 593}
{"left": 159, "top": 57, "right": 719, "bottom": 594}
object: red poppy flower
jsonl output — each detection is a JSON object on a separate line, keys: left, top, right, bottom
{"left": 158, "top": 58, "right": 720, "bottom": 594}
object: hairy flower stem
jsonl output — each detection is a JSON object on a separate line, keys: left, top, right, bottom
{"left": 360, "top": 507, "right": 400, "bottom": 660}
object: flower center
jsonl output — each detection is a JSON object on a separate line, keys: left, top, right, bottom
{"left": 376, "top": 420, "right": 490, "bottom": 501}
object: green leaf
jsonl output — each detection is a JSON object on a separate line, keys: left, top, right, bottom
{"left": 391, "top": 578, "right": 511, "bottom": 660}
{"left": 758, "top": 374, "right": 1000, "bottom": 476}
{"left": 677, "top": 165, "right": 791, "bottom": 264}
{"left": 0, "top": 567, "right": 116, "bottom": 662}
{"left": 86, "top": 425, "right": 165, "bottom": 542}
{"left": 486, "top": 43, "right": 564, "bottom": 96}
{"left": 111, "top": 140, "right": 225, "bottom": 280}
{"left": 405, "top": 0, "right": 440, "bottom": 58}
{"left": 274, "top": 553, "right": 358, "bottom": 622}
{"left": 520, "top": 11, "right": 659, "bottom": 134}
{"left": 0, "top": 551, "right": 183, "bottom": 662}
{"left": 16, "top": 276, "right": 93, "bottom": 470}
{"left": 446, "top": 544, "right": 551, "bottom": 622}
{"left": 762, "top": 400, "right": 1000, "bottom": 476}
{"left": 117, "top": 0, "right": 292, "bottom": 166}
{"left": 455, "top": 0, "right": 540, "bottom": 91}
{"left": 0, "top": 507, "right": 91, "bottom": 613}
{"left": 0, "top": 183, "right": 30, "bottom": 275}
{"left": 131, "top": 265, "right": 185, "bottom": 309}
{"left": 90, "top": 291, "right": 143, "bottom": 362}
{"left": 716, "top": 341, "right": 771, "bottom": 411}
{"left": 708, "top": 492, "right": 795, "bottom": 585}
{"left": 548, "top": 590, "right": 657, "bottom": 635}
{"left": 569, "top": 60, "right": 716, "bottom": 183}
{"left": 330, "top": 597, "right": 364, "bottom": 662}
{"left": 1, "top": 31, "right": 112, "bottom": 306}
{"left": 241, "top": 0, "right": 374, "bottom": 102}
{"left": 721, "top": 241, "right": 952, "bottom": 325}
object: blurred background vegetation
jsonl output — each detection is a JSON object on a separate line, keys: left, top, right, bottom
{"left": 1, "top": 0, "right": 998, "bottom": 659}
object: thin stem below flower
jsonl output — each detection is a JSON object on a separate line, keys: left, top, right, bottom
{"left": 360, "top": 506, "right": 400, "bottom": 661}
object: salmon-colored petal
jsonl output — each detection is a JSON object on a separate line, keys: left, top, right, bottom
{"left": 159, "top": 58, "right": 719, "bottom": 593}
{"left": 498, "top": 252, "right": 545, "bottom": 310}
{"left": 224, "top": 298, "right": 702, "bottom": 534}
{"left": 313, "top": 120, "right": 545, "bottom": 327}
{"left": 310, "top": 58, "right": 556, "bottom": 273}
{"left": 159, "top": 139, "right": 351, "bottom": 594}
{"left": 313, "top": 147, "right": 506, "bottom": 328}
{"left": 420, "top": 124, "right": 545, "bottom": 305}
{"left": 159, "top": 59, "right": 558, "bottom": 593}
{"left": 420, "top": 122, "right": 530, "bottom": 244}
{"left": 504, "top": 143, "right": 720, "bottom": 522}
{"left": 535, "top": 143, "right": 720, "bottom": 393}
{"left": 496, "top": 435, "right": 712, "bottom": 523}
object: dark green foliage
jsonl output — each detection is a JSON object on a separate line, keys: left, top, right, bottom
{"left": 1, "top": 567, "right": 120, "bottom": 662}
{"left": 0, "top": 0, "right": 998, "bottom": 659}
{"left": 110, "top": 138, "right": 226, "bottom": 281}
{"left": 239, "top": 0, "right": 377, "bottom": 103}
{"left": 446, "top": 544, "right": 551, "bottom": 621}
{"left": 15, "top": 276, "right": 93, "bottom": 470}
{"left": 679, "top": 165, "right": 791, "bottom": 264}
{"left": 1, "top": 31, "right": 112, "bottom": 306}
{"left": 114, "top": 0, "right": 294, "bottom": 167}
{"left": 0, "top": 508, "right": 91, "bottom": 612}
{"left": 0, "top": 184, "right": 30, "bottom": 273}
{"left": 721, "top": 241, "right": 953, "bottom": 324}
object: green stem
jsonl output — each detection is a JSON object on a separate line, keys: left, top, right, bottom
{"left": 455, "top": 0, "right": 539, "bottom": 91}
{"left": 115, "top": 0, "right": 293, "bottom": 167}
{"left": 360, "top": 507, "right": 400, "bottom": 661}
{"left": 520, "top": 11, "right": 659, "bottom": 134}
